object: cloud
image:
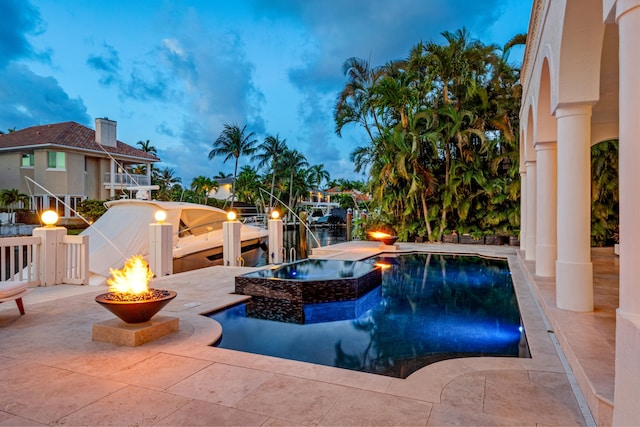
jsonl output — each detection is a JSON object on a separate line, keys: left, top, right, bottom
{"left": 0, "top": 63, "right": 90, "bottom": 130}
{"left": 268, "top": 0, "right": 514, "bottom": 92}
{"left": 86, "top": 43, "right": 120, "bottom": 86}
{"left": 87, "top": 42, "right": 177, "bottom": 102}
{"left": 120, "top": 67, "right": 177, "bottom": 102}
{"left": 242, "top": 0, "right": 522, "bottom": 182}
{"left": 155, "top": 117, "right": 223, "bottom": 185}
{"left": 143, "top": 8, "right": 268, "bottom": 184}
{"left": 157, "top": 8, "right": 265, "bottom": 131}
{"left": 155, "top": 121, "right": 176, "bottom": 137}
{"left": 0, "top": 0, "right": 45, "bottom": 68}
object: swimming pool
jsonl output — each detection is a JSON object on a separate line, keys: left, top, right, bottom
{"left": 209, "top": 253, "right": 529, "bottom": 378}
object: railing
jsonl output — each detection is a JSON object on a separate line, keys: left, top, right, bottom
{"left": 241, "top": 214, "right": 269, "bottom": 227}
{"left": 0, "top": 234, "right": 90, "bottom": 286}
{"left": 103, "top": 173, "right": 150, "bottom": 187}
{"left": 62, "top": 235, "right": 89, "bottom": 285}
{"left": 0, "top": 236, "right": 40, "bottom": 285}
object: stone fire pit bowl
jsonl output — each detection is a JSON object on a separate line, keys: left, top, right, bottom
{"left": 95, "top": 290, "right": 177, "bottom": 324}
{"left": 379, "top": 235, "right": 399, "bottom": 245}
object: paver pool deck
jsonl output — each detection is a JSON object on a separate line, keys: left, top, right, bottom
{"left": 0, "top": 241, "right": 615, "bottom": 426}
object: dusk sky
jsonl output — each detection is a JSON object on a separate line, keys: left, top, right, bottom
{"left": 1, "top": 0, "right": 531, "bottom": 187}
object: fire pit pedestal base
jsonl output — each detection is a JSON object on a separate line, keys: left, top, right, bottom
{"left": 92, "top": 315, "right": 179, "bottom": 347}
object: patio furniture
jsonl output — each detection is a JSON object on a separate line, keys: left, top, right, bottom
{"left": 0, "top": 281, "right": 30, "bottom": 315}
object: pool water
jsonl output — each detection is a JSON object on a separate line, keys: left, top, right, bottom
{"left": 241, "top": 258, "right": 376, "bottom": 280}
{"left": 209, "top": 253, "right": 529, "bottom": 378}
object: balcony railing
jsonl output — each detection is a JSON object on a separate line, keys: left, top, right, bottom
{"left": 104, "top": 173, "right": 150, "bottom": 188}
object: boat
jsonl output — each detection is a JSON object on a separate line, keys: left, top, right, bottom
{"left": 80, "top": 199, "right": 268, "bottom": 283}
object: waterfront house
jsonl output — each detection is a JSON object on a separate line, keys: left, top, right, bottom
{"left": 0, "top": 118, "right": 160, "bottom": 223}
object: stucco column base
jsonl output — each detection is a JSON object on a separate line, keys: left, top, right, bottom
{"left": 525, "top": 235, "right": 537, "bottom": 261}
{"left": 555, "top": 260, "right": 593, "bottom": 311}
{"left": 613, "top": 310, "right": 640, "bottom": 426}
{"left": 535, "top": 243, "right": 556, "bottom": 277}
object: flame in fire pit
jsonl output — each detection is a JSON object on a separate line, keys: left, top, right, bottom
{"left": 96, "top": 255, "right": 177, "bottom": 323}
{"left": 108, "top": 255, "right": 153, "bottom": 295}
{"left": 368, "top": 231, "right": 399, "bottom": 245}
{"left": 368, "top": 231, "right": 392, "bottom": 240}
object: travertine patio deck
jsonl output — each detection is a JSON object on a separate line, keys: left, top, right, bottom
{"left": 0, "top": 241, "right": 613, "bottom": 426}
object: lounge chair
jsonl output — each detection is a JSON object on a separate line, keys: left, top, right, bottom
{"left": 0, "top": 281, "right": 30, "bottom": 315}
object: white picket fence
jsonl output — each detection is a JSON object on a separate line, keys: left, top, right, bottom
{"left": 0, "top": 234, "right": 89, "bottom": 286}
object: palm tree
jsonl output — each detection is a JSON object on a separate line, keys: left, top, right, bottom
{"left": 214, "top": 171, "right": 232, "bottom": 179}
{"left": 0, "top": 189, "right": 29, "bottom": 222}
{"left": 134, "top": 140, "right": 157, "bottom": 177}
{"left": 136, "top": 139, "right": 157, "bottom": 154}
{"left": 209, "top": 124, "right": 257, "bottom": 209}
{"left": 190, "top": 176, "right": 218, "bottom": 205}
{"left": 253, "top": 134, "right": 287, "bottom": 209}
{"left": 279, "top": 148, "right": 309, "bottom": 210}
{"left": 335, "top": 28, "right": 523, "bottom": 241}
{"left": 152, "top": 167, "right": 181, "bottom": 201}
{"left": 335, "top": 57, "right": 385, "bottom": 143}
{"left": 309, "top": 164, "right": 330, "bottom": 190}
{"left": 235, "top": 165, "right": 262, "bottom": 205}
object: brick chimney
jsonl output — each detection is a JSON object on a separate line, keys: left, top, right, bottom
{"left": 95, "top": 118, "right": 117, "bottom": 147}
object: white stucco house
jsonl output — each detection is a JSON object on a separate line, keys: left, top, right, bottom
{"left": 520, "top": 0, "right": 640, "bottom": 424}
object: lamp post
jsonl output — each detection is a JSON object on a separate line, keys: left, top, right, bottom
{"left": 32, "top": 210, "right": 66, "bottom": 286}
{"left": 149, "top": 210, "right": 172, "bottom": 276}
{"left": 268, "top": 210, "right": 283, "bottom": 264}
{"left": 223, "top": 211, "right": 241, "bottom": 266}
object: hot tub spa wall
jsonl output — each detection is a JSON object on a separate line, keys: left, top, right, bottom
{"left": 235, "top": 267, "right": 382, "bottom": 303}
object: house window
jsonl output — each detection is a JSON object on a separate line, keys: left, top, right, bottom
{"left": 68, "top": 196, "right": 84, "bottom": 217}
{"left": 21, "top": 153, "right": 34, "bottom": 167}
{"left": 48, "top": 151, "right": 65, "bottom": 169}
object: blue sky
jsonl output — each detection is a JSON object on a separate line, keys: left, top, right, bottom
{"left": 1, "top": 0, "right": 531, "bottom": 186}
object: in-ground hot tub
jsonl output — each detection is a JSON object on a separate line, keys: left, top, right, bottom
{"left": 235, "top": 259, "right": 382, "bottom": 303}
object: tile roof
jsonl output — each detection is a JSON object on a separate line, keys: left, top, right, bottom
{"left": 0, "top": 121, "right": 160, "bottom": 162}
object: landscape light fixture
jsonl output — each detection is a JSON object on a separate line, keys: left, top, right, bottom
{"left": 41, "top": 210, "right": 59, "bottom": 227}
{"left": 154, "top": 210, "right": 167, "bottom": 223}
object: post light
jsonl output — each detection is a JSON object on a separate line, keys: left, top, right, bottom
{"left": 268, "top": 208, "right": 283, "bottom": 263}
{"left": 34, "top": 210, "right": 65, "bottom": 285}
{"left": 223, "top": 211, "right": 241, "bottom": 266}
{"left": 150, "top": 210, "right": 172, "bottom": 276}
{"left": 154, "top": 210, "right": 167, "bottom": 223}
{"left": 41, "top": 210, "right": 59, "bottom": 227}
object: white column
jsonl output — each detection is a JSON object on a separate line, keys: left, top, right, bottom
{"left": 613, "top": 2, "right": 640, "bottom": 425}
{"left": 525, "top": 161, "right": 537, "bottom": 260}
{"left": 268, "top": 217, "right": 284, "bottom": 264}
{"left": 149, "top": 222, "right": 172, "bottom": 276}
{"left": 519, "top": 169, "right": 527, "bottom": 251}
{"left": 223, "top": 220, "right": 241, "bottom": 266}
{"left": 109, "top": 159, "right": 115, "bottom": 199}
{"left": 32, "top": 226, "right": 66, "bottom": 286}
{"left": 535, "top": 141, "right": 557, "bottom": 277}
{"left": 555, "top": 104, "right": 593, "bottom": 312}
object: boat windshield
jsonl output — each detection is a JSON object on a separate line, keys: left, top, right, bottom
{"left": 179, "top": 209, "right": 226, "bottom": 236}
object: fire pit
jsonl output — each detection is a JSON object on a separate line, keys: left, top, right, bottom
{"left": 368, "top": 231, "right": 399, "bottom": 246}
{"left": 95, "top": 256, "right": 177, "bottom": 324}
